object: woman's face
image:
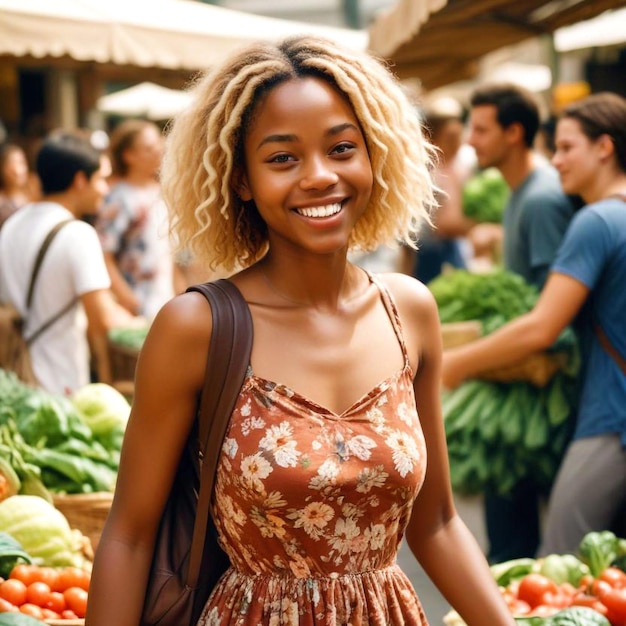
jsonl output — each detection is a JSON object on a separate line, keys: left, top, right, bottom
{"left": 124, "top": 126, "right": 164, "bottom": 177}
{"left": 238, "top": 76, "right": 373, "bottom": 257}
{"left": 552, "top": 117, "right": 602, "bottom": 200}
{"left": 1, "top": 148, "right": 29, "bottom": 190}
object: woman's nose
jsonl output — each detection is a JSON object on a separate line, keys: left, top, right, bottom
{"left": 299, "top": 157, "right": 339, "bottom": 190}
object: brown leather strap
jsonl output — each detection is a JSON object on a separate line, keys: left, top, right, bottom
{"left": 26, "top": 219, "right": 74, "bottom": 309}
{"left": 595, "top": 322, "right": 626, "bottom": 375}
{"left": 23, "top": 219, "right": 77, "bottom": 345}
{"left": 184, "top": 279, "right": 253, "bottom": 589}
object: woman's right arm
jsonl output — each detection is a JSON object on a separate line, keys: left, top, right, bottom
{"left": 85, "top": 291, "right": 213, "bottom": 626}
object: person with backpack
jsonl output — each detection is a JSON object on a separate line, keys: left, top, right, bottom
{"left": 0, "top": 131, "right": 138, "bottom": 394}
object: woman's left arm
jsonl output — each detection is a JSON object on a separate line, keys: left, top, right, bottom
{"left": 442, "top": 271, "right": 590, "bottom": 389}
{"left": 389, "top": 274, "right": 515, "bottom": 626}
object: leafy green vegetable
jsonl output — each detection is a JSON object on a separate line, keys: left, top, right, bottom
{"left": 539, "top": 554, "right": 590, "bottom": 586}
{"left": 0, "top": 612, "right": 50, "bottom": 625}
{"left": 490, "top": 557, "right": 536, "bottom": 587}
{"left": 71, "top": 382, "right": 130, "bottom": 441}
{"left": 0, "top": 495, "right": 89, "bottom": 568}
{"left": 0, "top": 370, "right": 119, "bottom": 494}
{"left": 462, "top": 167, "right": 509, "bottom": 223}
{"left": 429, "top": 269, "right": 539, "bottom": 327}
{"left": 0, "top": 531, "right": 33, "bottom": 578}
{"left": 515, "top": 606, "right": 611, "bottom": 625}
{"left": 578, "top": 530, "right": 620, "bottom": 578}
{"left": 432, "top": 269, "right": 580, "bottom": 497}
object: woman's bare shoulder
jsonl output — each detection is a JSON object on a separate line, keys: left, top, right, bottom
{"left": 373, "top": 271, "right": 438, "bottom": 317}
{"left": 150, "top": 290, "right": 214, "bottom": 342}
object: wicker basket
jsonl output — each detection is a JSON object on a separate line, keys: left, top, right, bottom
{"left": 441, "top": 321, "right": 482, "bottom": 350}
{"left": 442, "top": 320, "right": 568, "bottom": 387}
{"left": 478, "top": 350, "right": 569, "bottom": 387}
{"left": 107, "top": 340, "right": 139, "bottom": 383}
{"left": 53, "top": 492, "right": 113, "bottom": 551}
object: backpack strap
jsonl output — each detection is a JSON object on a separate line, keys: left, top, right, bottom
{"left": 24, "top": 219, "right": 77, "bottom": 345}
{"left": 594, "top": 322, "right": 626, "bottom": 376}
{"left": 26, "top": 219, "right": 74, "bottom": 309}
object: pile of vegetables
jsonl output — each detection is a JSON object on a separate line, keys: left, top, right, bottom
{"left": 462, "top": 167, "right": 510, "bottom": 224}
{"left": 0, "top": 495, "right": 92, "bottom": 621}
{"left": 0, "top": 558, "right": 89, "bottom": 620}
{"left": 0, "top": 370, "right": 129, "bottom": 497}
{"left": 429, "top": 269, "right": 580, "bottom": 496}
{"left": 445, "top": 531, "right": 626, "bottom": 626}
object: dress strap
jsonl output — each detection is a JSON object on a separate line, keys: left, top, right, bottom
{"left": 364, "top": 270, "right": 411, "bottom": 368}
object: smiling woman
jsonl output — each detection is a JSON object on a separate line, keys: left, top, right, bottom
{"left": 85, "top": 35, "right": 517, "bottom": 626}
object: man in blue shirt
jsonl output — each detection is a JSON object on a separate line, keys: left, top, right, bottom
{"left": 467, "top": 84, "right": 576, "bottom": 563}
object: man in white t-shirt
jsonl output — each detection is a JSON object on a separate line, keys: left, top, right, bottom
{"left": 0, "top": 132, "right": 137, "bottom": 394}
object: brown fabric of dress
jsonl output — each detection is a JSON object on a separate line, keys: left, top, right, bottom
{"left": 199, "top": 275, "right": 429, "bottom": 625}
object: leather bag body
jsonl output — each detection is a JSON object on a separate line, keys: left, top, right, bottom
{"left": 140, "top": 280, "right": 253, "bottom": 626}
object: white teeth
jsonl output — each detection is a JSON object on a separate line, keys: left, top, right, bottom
{"left": 296, "top": 203, "right": 342, "bottom": 218}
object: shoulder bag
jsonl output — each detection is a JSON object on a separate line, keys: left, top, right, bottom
{"left": 140, "top": 279, "right": 253, "bottom": 626}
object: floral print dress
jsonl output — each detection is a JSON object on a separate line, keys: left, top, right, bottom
{"left": 199, "top": 277, "right": 429, "bottom": 625}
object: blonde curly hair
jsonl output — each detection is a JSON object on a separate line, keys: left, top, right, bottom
{"left": 162, "top": 35, "right": 437, "bottom": 272}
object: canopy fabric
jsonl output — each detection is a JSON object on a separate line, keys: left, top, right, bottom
{"left": 368, "top": 0, "right": 626, "bottom": 89}
{"left": 0, "top": 0, "right": 367, "bottom": 70}
{"left": 96, "top": 82, "right": 193, "bottom": 120}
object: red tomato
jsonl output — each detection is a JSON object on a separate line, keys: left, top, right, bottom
{"left": 61, "top": 608, "right": 79, "bottom": 619}
{"left": 517, "top": 574, "right": 560, "bottom": 608}
{"left": 41, "top": 607, "right": 61, "bottom": 619}
{"left": 528, "top": 604, "right": 560, "bottom": 617}
{"left": 508, "top": 599, "right": 532, "bottom": 616}
{"left": 593, "top": 578, "right": 614, "bottom": 600}
{"left": 0, "top": 597, "right": 18, "bottom": 612}
{"left": 0, "top": 579, "right": 27, "bottom": 606}
{"left": 31, "top": 566, "right": 60, "bottom": 591}
{"left": 63, "top": 586, "right": 88, "bottom": 618}
{"left": 605, "top": 608, "right": 626, "bottom": 626}
{"left": 55, "top": 566, "right": 90, "bottom": 592}
{"left": 560, "top": 582, "right": 578, "bottom": 598}
{"left": 601, "top": 587, "right": 626, "bottom": 623}
{"left": 601, "top": 567, "right": 626, "bottom": 589}
{"left": 8, "top": 564, "right": 39, "bottom": 587}
{"left": 19, "top": 603, "right": 44, "bottom": 619}
{"left": 25, "top": 581, "right": 51, "bottom": 607}
{"left": 46, "top": 590, "right": 67, "bottom": 614}
{"left": 571, "top": 593, "right": 609, "bottom": 615}
{"left": 542, "top": 591, "right": 572, "bottom": 609}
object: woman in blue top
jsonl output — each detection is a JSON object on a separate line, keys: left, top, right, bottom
{"left": 442, "top": 92, "right": 626, "bottom": 554}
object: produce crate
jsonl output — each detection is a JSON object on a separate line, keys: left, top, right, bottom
{"left": 53, "top": 492, "right": 113, "bottom": 551}
{"left": 45, "top": 620, "right": 84, "bottom": 625}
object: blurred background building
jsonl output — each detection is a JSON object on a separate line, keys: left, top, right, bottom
{"left": 0, "top": 0, "right": 625, "bottom": 156}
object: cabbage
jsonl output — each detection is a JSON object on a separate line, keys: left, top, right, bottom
{"left": 0, "top": 495, "right": 89, "bottom": 568}
{"left": 71, "top": 382, "right": 130, "bottom": 438}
